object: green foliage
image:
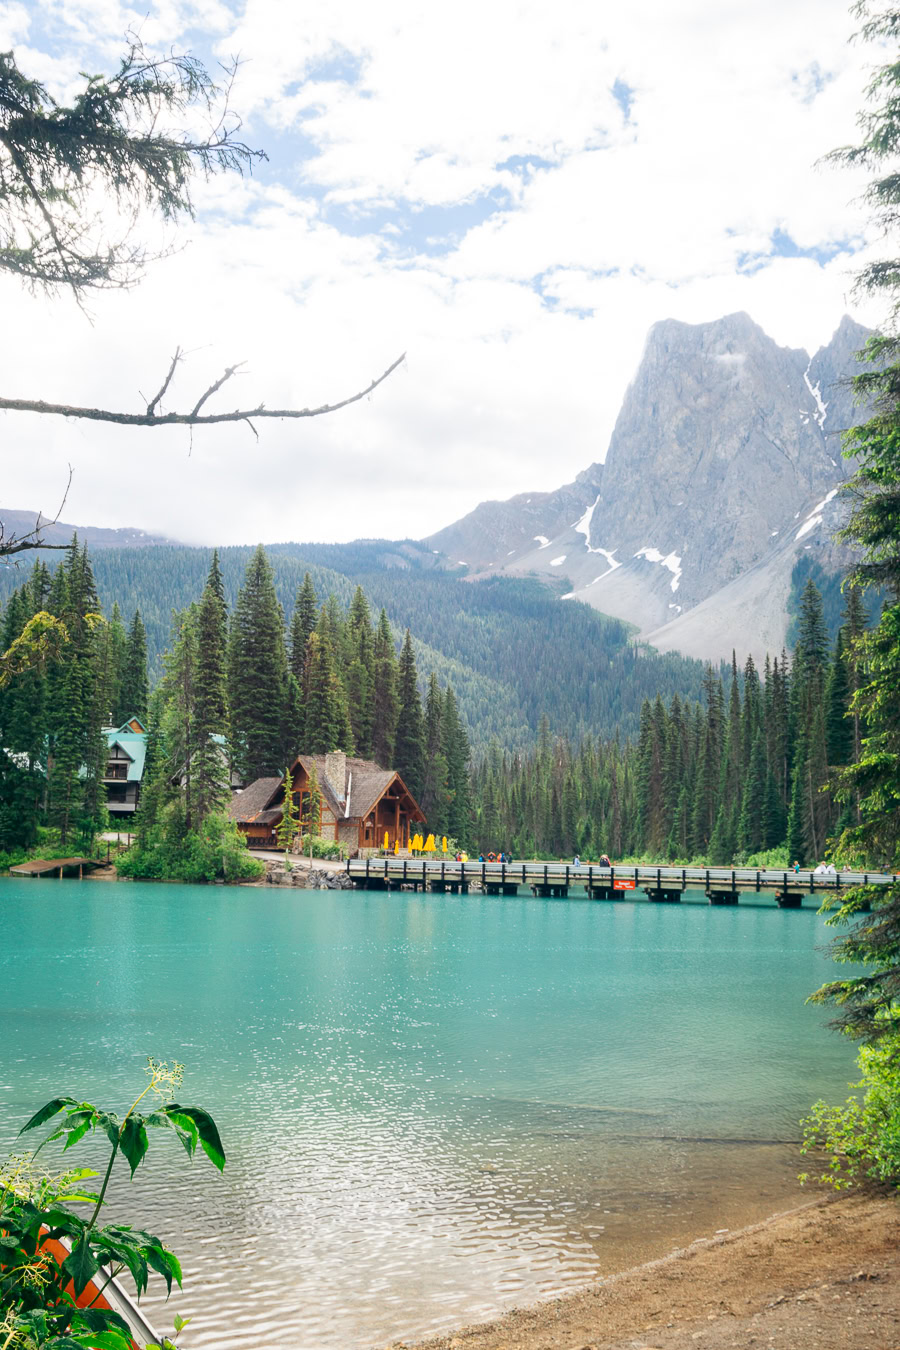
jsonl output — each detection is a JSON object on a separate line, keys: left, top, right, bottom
{"left": 394, "top": 631, "right": 426, "bottom": 802}
{"left": 118, "top": 610, "right": 149, "bottom": 723}
{"left": 800, "top": 1037, "right": 900, "bottom": 1189}
{"left": 0, "top": 544, "right": 709, "bottom": 751}
{"left": 228, "top": 546, "right": 291, "bottom": 781}
{"left": 299, "top": 834, "right": 342, "bottom": 859}
{"left": 0, "top": 1061, "right": 224, "bottom": 1349}
{"left": 276, "top": 767, "right": 298, "bottom": 852}
{"left": 117, "top": 813, "right": 264, "bottom": 883}
{"left": 0, "top": 43, "right": 258, "bottom": 294}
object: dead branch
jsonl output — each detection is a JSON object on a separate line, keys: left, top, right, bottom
{"left": 0, "top": 352, "right": 406, "bottom": 429}
{"left": 0, "top": 465, "right": 75, "bottom": 560}
{"left": 145, "top": 347, "right": 183, "bottom": 416}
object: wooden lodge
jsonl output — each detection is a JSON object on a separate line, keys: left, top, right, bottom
{"left": 226, "top": 751, "right": 426, "bottom": 853}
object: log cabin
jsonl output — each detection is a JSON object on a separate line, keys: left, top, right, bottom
{"left": 226, "top": 751, "right": 425, "bottom": 853}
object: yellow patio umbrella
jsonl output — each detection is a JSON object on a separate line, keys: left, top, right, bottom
{"left": 394, "top": 838, "right": 400, "bottom": 855}
{"left": 442, "top": 836, "right": 448, "bottom": 854}
{"left": 425, "top": 833, "right": 435, "bottom": 853}
{"left": 384, "top": 830, "right": 389, "bottom": 850}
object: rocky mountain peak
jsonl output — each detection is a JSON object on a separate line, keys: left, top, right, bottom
{"left": 425, "top": 309, "right": 870, "bottom": 663}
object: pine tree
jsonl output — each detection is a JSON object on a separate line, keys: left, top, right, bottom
{"left": 118, "top": 610, "right": 149, "bottom": 721}
{"left": 301, "top": 760, "right": 322, "bottom": 841}
{"left": 98, "top": 603, "right": 127, "bottom": 726}
{"left": 420, "top": 672, "right": 451, "bottom": 834}
{"left": 825, "top": 628, "right": 854, "bottom": 767}
{"left": 276, "top": 766, "right": 298, "bottom": 852}
{"left": 192, "top": 551, "right": 231, "bottom": 823}
{"left": 393, "top": 630, "right": 426, "bottom": 802}
{"left": 443, "top": 685, "right": 472, "bottom": 847}
{"left": 346, "top": 586, "right": 376, "bottom": 757}
{"left": 228, "top": 545, "right": 290, "bottom": 782}
{"left": 738, "top": 731, "right": 767, "bottom": 855}
{"left": 372, "top": 609, "right": 399, "bottom": 768}
{"left": 46, "top": 541, "right": 105, "bottom": 845}
{"left": 162, "top": 607, "right": 199, "bottom": 828}
{"left": 289, "top": 572, "right": 318, "bottom": 685}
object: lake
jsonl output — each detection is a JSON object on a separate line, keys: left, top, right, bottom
{"left": 0, "top": 879, "right": 856, "bottom": 1349}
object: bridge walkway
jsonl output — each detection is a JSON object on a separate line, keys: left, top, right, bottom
{"left": 345, "top": 859, "right": 895, "bottom": 907}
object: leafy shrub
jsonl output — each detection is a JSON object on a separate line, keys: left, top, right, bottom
{"left": 117, "top": 813, "right": 264, "bottom": 883}
{"left": 298, "top": 834, "right": 342, "bottom": 859}
{"left": 800, "top": 1036, "right": 900, "bottom": 1190}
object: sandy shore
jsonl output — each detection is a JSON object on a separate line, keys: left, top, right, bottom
{"left": 404, "top": 1191, "right": 898, "bottom": 1350}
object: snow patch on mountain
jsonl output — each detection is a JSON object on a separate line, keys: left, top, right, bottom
{"left": 572, "top": 494, "right": 608, "bottom": 553}
{"left": 534, "top": 535, "right": 550, "bottom": 548}
{"left": 634, "top": 546, "right": 683, "bottom": 592}
{"left": 803, "top": 362, "right": 828, "bottom": 429}
{"left": 550, "top": 555, "right": 566, "bottom": 566}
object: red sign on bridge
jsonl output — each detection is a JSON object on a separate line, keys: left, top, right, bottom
{"left": 612, "top": 878, "right": 636, "bottom": 891}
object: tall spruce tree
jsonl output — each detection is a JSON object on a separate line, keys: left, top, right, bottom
{"left": 420, "top": 672, "right": 451, "bottom": 834}
{"left": 811, "top": 4, "right": 900, "bottom": 1046}
{"left": 346, "top": 586, "right": 376, "bottom": 758}
{"left": 289, "top": 573, "right": 318, "bottom": 685}
{"left": 192, "top": 551, "right": 231, "bottom": 823}
{"left": 46, "top": 541, "right": 105, "bottom": 845}
{"left": 118, "top": 610, "right": 149, "bottom": 722}
{"left": 228, "top": 545, "right": 290, "bottom": 782}
{"left": 303, "top": 614, "right": 355, "bottom": 755}
{"left": 442, "top": 685, "right": 472, "bottom": 848}
{"left": 372, "top": 608, "right": 399, "bottom": 767}
{"left": 393, "top": 630, "right": 426, "bottom": 802}
{"left": 99, "top": 603, "right": 127, "bottom": 726}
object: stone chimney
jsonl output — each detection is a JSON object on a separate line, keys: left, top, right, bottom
{"left": 324, "top": 751, "right": 347, "bottom": 803}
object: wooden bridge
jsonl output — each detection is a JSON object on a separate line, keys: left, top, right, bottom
{"left": 345, "top": 859, "right": 896, "bottom": 907}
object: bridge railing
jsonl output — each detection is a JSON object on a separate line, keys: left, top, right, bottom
{"left": 345, "top": 859, "right": 895, "bottom": 890}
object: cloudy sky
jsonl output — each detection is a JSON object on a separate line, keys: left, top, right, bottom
{"left": 0, "top": 0, "right": 888, "bottom": 545}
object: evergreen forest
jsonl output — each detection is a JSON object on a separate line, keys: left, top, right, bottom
{"left": 0, "top": 540, "right": 709, "bottom": 750}
{"left": 0, "top": 535, "right": 873, "bottom": 870}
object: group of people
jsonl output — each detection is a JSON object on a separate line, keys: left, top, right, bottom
{"left": 571, "top": 853, "right": 612, "bottom": 868}
{"left": 478, "top": 851, "right": 513, "bottom": 863}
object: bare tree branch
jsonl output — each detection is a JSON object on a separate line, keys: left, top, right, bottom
{"left": 0, "top": 352, "right": 406, "bottom": 429}
{"left": 0, "top": 466, "right": 75, "bottom": 559}
{"left": 145, "top": 347, "right": 183, "bottom": 416}
{"left": 190, "top": 361, "right": 244, "bottom": 417}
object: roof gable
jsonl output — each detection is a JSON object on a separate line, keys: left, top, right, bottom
{"left": 105, "top": 733, "right": 146, "bottom": 781}
{"left": 226, "top": 776, "right": 282, "bottom": 824}
{"left": 288, "top": 754, "right": 424, "bottom": 822}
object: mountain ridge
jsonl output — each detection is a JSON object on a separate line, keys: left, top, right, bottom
{"left": 425, "top": 311, "right": 869, "bottom": 663}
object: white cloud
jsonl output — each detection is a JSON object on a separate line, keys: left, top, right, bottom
{"left": 0, "top": 0, "right": 888, "bottom": 545}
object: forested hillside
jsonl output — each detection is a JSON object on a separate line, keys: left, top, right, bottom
{"left": 0, "top": 540, "right": 709, "bottom": 749}
{"left": 469, "top": 580, "right": 871, "bottom": 865}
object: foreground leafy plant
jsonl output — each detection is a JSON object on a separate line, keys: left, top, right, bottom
{"left": 800, "top": 1035, "right": 900, "bottom": 1190}
{"left": 0, "top": 1059, "right": 224, "bottom": 1349}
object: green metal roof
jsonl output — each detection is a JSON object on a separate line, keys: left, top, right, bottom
{"left": 105, "top": 730, "right": 147, "bottom": 782}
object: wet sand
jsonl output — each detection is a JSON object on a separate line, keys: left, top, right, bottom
{"left": 406, "top": 1191, "right": 898, "bottom": 1350}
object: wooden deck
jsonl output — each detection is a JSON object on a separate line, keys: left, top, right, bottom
{"left": 9, "top": 857, "right": 101, "bottom": 878}
{"left": 345, "top": 859, "right": 896, "bottom": 906}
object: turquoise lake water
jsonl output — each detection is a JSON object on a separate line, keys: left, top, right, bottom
{"left": 0, "top": 879, "right": 857, "bottom": 1349}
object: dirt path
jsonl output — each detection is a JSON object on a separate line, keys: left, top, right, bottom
{"left": 406, "top": 1192, "right": 898, "bottom": 1350}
